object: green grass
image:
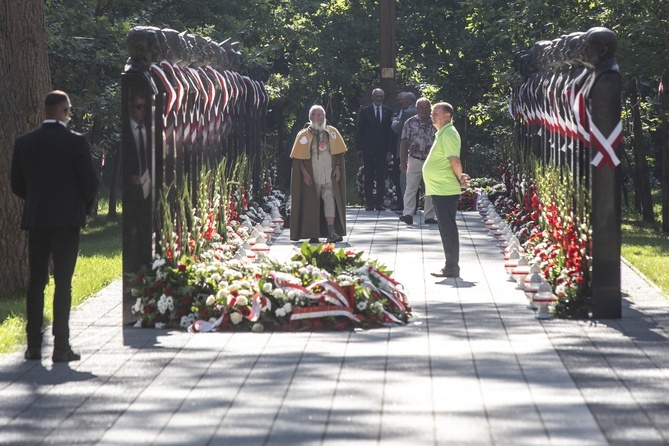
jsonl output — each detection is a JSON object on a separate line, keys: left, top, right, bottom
{"left": 621, "top": 190, "right": 669, "bottom": 295}
{"left": 0, "top": 199, "right": 122, "bottom": 355}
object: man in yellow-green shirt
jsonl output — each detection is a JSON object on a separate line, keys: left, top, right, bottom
{"left": 423, "top": 102, "right": 469, "bottom": 278}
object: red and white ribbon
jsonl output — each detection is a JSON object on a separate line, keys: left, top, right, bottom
{"left": 590, "top": 119, "right": 622, "bottom": 168}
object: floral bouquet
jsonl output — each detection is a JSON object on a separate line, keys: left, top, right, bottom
{"left": 128, "top": 242, "right": 412, "bottom": 332}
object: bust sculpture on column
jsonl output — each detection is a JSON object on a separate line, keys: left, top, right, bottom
{"left": 584, "top": 26, "right": 622, "bottom": 318}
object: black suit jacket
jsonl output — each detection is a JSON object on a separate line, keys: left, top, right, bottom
{"left": 11, "top": 122, "right": 99, "bottom": 229}
{"left": 355, "top": 103, "right": 394, "bottom": 154}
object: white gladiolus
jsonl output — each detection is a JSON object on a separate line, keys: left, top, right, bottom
{"left": 152, "top": 257, "right": 166, "bottom": 270}
{"left": 132, "top": 298, "right": 143, "bottom": 314}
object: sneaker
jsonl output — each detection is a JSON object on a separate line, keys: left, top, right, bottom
{"left": 399, "top": 214, "right": 413, "bottom": 225}
{"left": 326, "top": 230, "right": 343, "bottom": 243}
{"left": 424, "top": 218, "right": 438, "bottom": 224}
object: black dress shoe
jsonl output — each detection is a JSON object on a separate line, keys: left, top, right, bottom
{"left": 424, "top": 218, "right": 438, "bottom": 224}
{"left": 24, "top": 348, "right": 41, "bottom": 360}
{"left": 52, "top": 349, "right": 81, "bottom": 363}
{"left": 430, "top": 270, "right": 459, "bottom": 278}
{"left": 399, "top": 214, "right": 413, "bottom": 225}
{"left": 375, "top": 205, "right": 385, "bottom": 211}
{"left": 308, "top": 238, "right": 320, "bottom": 243}
{"left": 365, "top": 206, "right": 375, "bottom": 211}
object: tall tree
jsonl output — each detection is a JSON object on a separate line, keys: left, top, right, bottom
{"left": 0, "top": 1, "right": 51, "bottom": 293}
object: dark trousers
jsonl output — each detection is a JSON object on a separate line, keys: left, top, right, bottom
{"left": 362, "top": 151, "right": 387, "bottom": 207}
{"left": 26, "top": 227, "right": 80, "bottom": 351}
{"left": 432, "top": 195, "right": 460, "bottom": 275}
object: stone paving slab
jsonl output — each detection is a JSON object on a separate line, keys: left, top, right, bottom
{"left": 1, "top": 208, "right": 668, "bottom": 445}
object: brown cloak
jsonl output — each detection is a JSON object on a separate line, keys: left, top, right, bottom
{"left": 289, "top": 125, "right": 347, "bottom": 241}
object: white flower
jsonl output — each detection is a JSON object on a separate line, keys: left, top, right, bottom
{"left": 155, "top": 322, "right": 165, "bottom": 329}
{"left": 357, "top": 301, "right": 368, "bottom": 311}
{"left": 157, "top": 294, "right": 169, "bottom": 314}
{"left": 337, "top": 274, "right": 353, "bottom": 287}
{"left": 210, "top": 273, "right": 222, "bottom": 282}
{"left": 180, "top": 316, "right": 191, "bottom": 328}
{"left": 236, "top": 295, "right": 248, "bottom": 307}
{"left": 206, "top": 294, "right": 216, "bottom": 306}
{"left": 272, "top": 288, "right": 286, "bottom": 299}
{"left": 373, "top": 301, "right": 384, "bottom": 311}
{"left": 275, "top": 308, "right": 287, "bottom": 318}
{"left": 216, "top": 289, "right": 228, "bottom": 301}
{"left": 283, "top": 303, "right": 293, "bottom": 313}
{"left": 298, "top": 267, "right": 309, "bottom": 276}
{"left": 152, "top": 257, "right": 166, "bottom": 270}
{"left": 230, "top": 312, "right": 243, "bottom": 325}
{"left": 132, "top": 298, "right": 143, "bottom": 314}
{"left": 262, "top": 282, "right": 273, "bottom": 293}
{"left": 251, "top": 322, "right": 264, "bottom": 332}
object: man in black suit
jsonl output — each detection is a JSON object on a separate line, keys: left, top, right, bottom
{"left": 355, "top": 88, "right": 394, "bottom": 210}
{"left": 11, "top": 90, "right": 99, "bottom": 363}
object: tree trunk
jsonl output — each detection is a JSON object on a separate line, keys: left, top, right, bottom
{"left": 0, "top": 1, "right": 51, "bottom": 294}
{"left": 629, "top": 79, "right": 655, "bottom": 222}
{"left": 661, "top": 70, "right": 669, "bottom": 232}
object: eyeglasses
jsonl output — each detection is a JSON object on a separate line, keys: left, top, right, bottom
{"left": 133, "top": 104, "right": 146, "bottom": 110}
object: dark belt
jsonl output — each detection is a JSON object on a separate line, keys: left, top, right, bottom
{"left": 410, "top": 153, "right": 427, "bottom": 161}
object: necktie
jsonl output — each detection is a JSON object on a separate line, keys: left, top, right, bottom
{"left": 137, "top": 124, "right": 146, "bottom": 172}
{"left": 376, "top": 106, "right": 381, "bottom": 124}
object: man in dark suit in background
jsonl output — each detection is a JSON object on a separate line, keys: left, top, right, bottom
{"left": 355, "top": 87, "right": 394, "bottom": 210}
{"left": 11, "top": 90, "right": 99, "bottom": 363}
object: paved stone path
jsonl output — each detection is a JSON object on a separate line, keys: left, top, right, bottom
{"left": 1, "top": 208, "right": 668, "bottom": 445}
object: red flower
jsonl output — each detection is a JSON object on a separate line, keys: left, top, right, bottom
{"left": 178, "top": 263, "right": 187, "bottom": 272}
